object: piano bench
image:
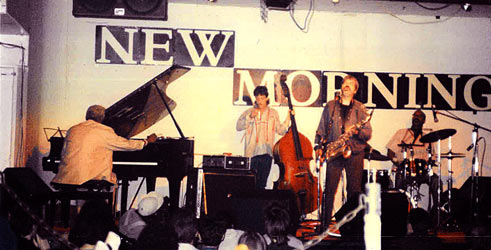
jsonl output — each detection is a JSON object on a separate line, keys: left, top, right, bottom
{"left": 51, "top": 180, "right": 114, "bottom": 228}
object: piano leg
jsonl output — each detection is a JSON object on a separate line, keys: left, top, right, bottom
{"left": 169, "top": 178, "right": 182, "bottom": 211}
{"left": 120, "top": 179, "right": 129, "bottom": 215}
{"left": 145, "top": 176, "right": 180, "bottom": 210}
{"left": 146, "top": 177, "right": 156, "bottom": 193}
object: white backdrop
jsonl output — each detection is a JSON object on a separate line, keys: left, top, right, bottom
{"left": 24, "top": 1, "right": 491, "bottom": 211}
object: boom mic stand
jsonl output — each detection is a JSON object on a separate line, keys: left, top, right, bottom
{"left": 434, "top": 110, "right": 491, "bottom": 225}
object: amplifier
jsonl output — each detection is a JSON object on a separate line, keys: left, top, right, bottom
{"left": 203, "top": 155, "right": 250, "bottom": 170}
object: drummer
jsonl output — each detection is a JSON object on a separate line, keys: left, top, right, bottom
{"left": 386, "top": 109, "right": 439, "bottom": 210}
{"left": 387, "top": 109, "right": 430, "bottom": 166}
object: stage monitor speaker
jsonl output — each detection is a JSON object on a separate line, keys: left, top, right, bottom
{"left": 334, "top": 191, "right": 408, "bottom": 237}
{"left": 229, "top": 189, "right": 299, "bottom": 235}
{"left": 201, "top": 170, "right": 256, "bottom": 218}
{"left": 72, "top": 0, "right": 168, "bottom": 20}
{"left": 4, "top": 167, "right": 53, "bottom": 202}
{"left": 454, "top": 176, "right": 491, "bottom": 225}
{"left": 3, "top": 167, "right": 54, "bottom": 217}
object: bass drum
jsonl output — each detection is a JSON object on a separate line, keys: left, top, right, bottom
{"left": 395, "top": 159, "right": 429, "bottom": 188}
{"left": 362, "top": 169, "right": 390, "bottom": 191}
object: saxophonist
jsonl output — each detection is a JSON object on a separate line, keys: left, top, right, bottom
{"left": 315, "top": 75, "right": 372, "bottom": 227}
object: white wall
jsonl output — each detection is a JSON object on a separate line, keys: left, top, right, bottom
{"left": 25, "top": 1, "right": 491, "bottom": 210}
{"left": 0, "top": 34, "right": 28, "bottom": 170}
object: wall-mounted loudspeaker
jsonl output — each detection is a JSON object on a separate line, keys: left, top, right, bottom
{"left": 264, "top": 0, "right": 293, "bottom": 9}
{"left": 73, "top": 0, "right": 167, "bottom": 20}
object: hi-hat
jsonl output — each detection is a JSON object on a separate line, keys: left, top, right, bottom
{"left": 397, "top": 142, "right": 424, "bottom": 148}
{"left": 420, "top": 129, "right": 457, "bottom": 143}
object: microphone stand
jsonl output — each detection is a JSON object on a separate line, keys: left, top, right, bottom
{"left": 434, "top": 111, "right": 491, "bottom": 224}
{"left": 470, "top": 127, "right": 479, "bottom": 224}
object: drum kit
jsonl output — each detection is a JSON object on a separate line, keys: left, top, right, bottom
{"left": 364, "top": 128, "right": 466, "bottom": 226}
{"left": 394, "top": 128, "right": 467, "bottom": 226}
{"left": 363, "top": 146, "right": 391, "bottom": 191}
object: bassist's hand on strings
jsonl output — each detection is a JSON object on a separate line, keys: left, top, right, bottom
{"left": 315, "top": 148, "right": 323, "bottom": 161}
{"left": 286, "top": 109, "right": 295, "bottom": 123}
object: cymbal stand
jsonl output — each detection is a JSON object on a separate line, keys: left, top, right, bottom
{"left": 315, "top": 158, "right": 324, "bottom": 232}
{"left": 399, "top": 145, "right": 408, "bottom": 190}
{"left": 366, "top": 147, "right": 376, "bottom": 184}
{"left": 431, "top": 111, "right": 491, "bottom": 224}
{"left": 470, "top": 126, "right": 479, "bottom": 223}
{"left": 407, "top": 146, "right": 425, "bottom": 208}
{"left": 436, "top": 138, "right": 442, "bottom": 227}
{"left": 446, "top": 136, "right": 454, "bottom": 215}
{"left": 427, "top": 143, "right": 435, "bottom": 211}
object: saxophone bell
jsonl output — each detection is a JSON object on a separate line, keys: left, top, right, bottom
{"left": 342, "top": 145, "right": 352, "bottom": 159}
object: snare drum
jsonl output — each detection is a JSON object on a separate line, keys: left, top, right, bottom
{"left": 362, "top": 169, "right": 390, "bottom": 191}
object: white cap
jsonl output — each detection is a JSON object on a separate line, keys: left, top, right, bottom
{"left": 138, "top": 191, "right": 164, "bottom": 216}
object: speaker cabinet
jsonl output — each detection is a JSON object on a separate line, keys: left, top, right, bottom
{"left": 264, "top": 0, "right": 293, "bottom": 9}
{"left": 3, "top": 167, "right": 54, "bottom": 218}
{"left": 202, "top": 169, "right": 256, "bottom": 217}
{"left": 454, "top": 176, "right": 491, "bottom": 225}
{"left": 229, "top": 189, "right": 299, "bottom": 234}
{"left": 72, "top": 0, "right": 168, "bottom": 20}
{"left": 4, "top": 167, "right": 53, "bottom": 202}
{"left": 334, "top": 191, "right": 408, "bottom": 237}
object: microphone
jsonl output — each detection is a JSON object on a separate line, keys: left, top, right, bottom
{"left": 253, "top": 101, "right": 261, "bottom": 120}
{"left": 334, "top": 91, "right": 341, "bottom": 101}
{"left": 431, "top": 105, "right": 439, "bottom": 123}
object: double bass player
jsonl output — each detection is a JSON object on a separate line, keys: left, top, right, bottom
{"left": 315, "top": 75, "right": 372, "bottom": 228}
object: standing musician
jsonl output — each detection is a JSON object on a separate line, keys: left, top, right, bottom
{"left": 236, "top": 86, "right": 292, "bottom": 189}
{"left": 386, "top": 109, "right": 439, "bottom": 211}
{"left": 315, "top": 75, "right": 372, "bottom": 225}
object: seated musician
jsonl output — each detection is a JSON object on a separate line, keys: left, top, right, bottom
{"left": 51, "top": 105, "right": 157, "bottom": 186}
{"left": 386, "top": 109, "right": 439, "bottom": 210}
{"left": 236, "top": 86, "right": 292, "bottom": 189}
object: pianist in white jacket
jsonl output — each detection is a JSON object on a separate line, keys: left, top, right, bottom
{"left": 51, "top": 105, "right": 157, "bottom": 186}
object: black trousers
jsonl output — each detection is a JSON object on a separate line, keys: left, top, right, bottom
{"left": 250, "top": 154, "right": 273, "bottom": 189}
{"left": 321, "top": 153, "right": 364, "bottom": 228}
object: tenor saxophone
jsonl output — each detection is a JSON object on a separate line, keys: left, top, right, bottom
{"left": 320, "top": 110, "right": 373, "bottom": 163}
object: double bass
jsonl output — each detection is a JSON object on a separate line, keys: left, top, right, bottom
{"left": 273, "top": 75, "right": 319, "bottom": 215}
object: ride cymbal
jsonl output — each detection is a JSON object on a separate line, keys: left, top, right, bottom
{"left": 420, "top": 129, "right": 457, "bottom": 143}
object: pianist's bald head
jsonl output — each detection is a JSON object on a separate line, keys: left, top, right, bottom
{"left": 86, "top": 105, "right": 105, "bottom": 123}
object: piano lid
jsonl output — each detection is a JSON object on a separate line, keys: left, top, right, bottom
{"left": 103, "top": 65, "right": 191, "bottom": 138}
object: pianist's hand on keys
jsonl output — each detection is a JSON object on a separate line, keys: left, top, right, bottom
{"left": 146, "top": 133, "right": 157, "bottom": 144}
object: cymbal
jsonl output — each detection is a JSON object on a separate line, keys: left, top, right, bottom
{"left": 364, "top": 147, "right": 390, "bottom": 161}
{"left": 397, "top": 143, "right": 424, "bottom": 147}
{"left": 441, "top": 155, "right": 466, "bottom": 159}
{"left": 441, "top": 151, "right": 466, "bottom": 159}
{"left": 420, "top": 129, "right": 457, "bottom": 143}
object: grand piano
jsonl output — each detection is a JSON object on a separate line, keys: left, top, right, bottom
{"left": 43, "top": 65, "right": 194, "bottom": 215}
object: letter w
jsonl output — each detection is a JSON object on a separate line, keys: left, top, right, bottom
{"left": 177, "top": 30, "right": 233, "bottom": 66}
